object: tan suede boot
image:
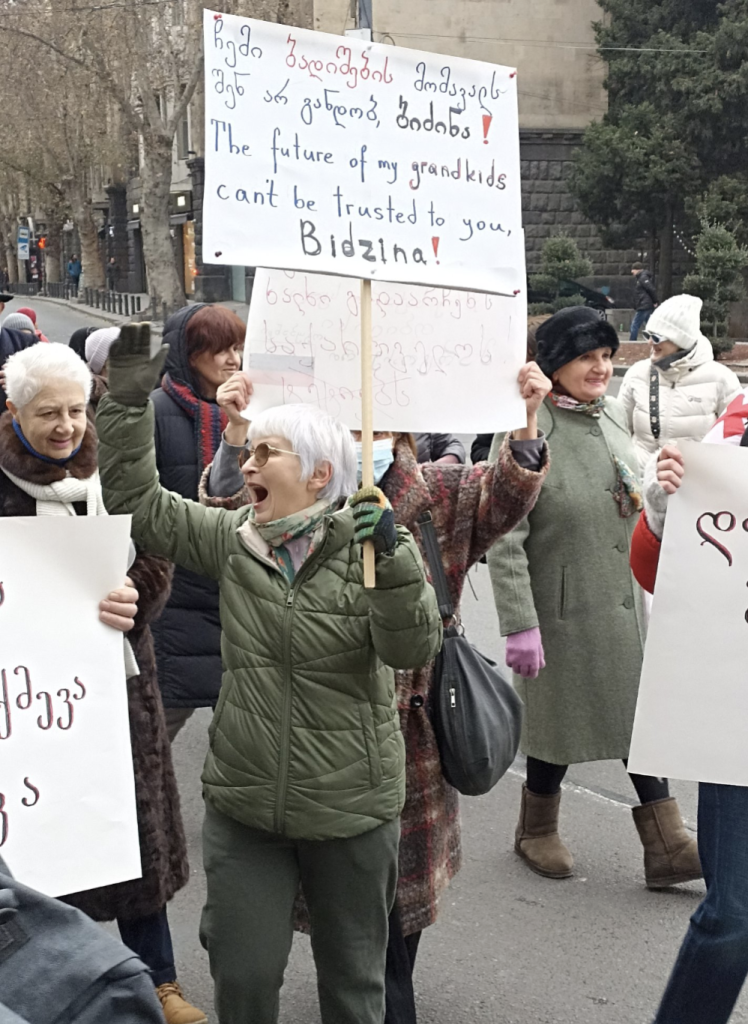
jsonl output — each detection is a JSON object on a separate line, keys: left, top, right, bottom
{"left": 156, "top": 982, "right": 208, "bottom": 1024}
{"left": 632, "top": 797, "right": 703, "bottom": 889}
{"left": 515, "top": 785, "right": 574, "bottom": 878}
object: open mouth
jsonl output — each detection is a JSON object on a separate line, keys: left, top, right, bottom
{"left": 249, "top": 485, "right": 269, "bottom": 508}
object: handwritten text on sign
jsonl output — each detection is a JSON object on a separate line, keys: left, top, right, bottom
{"left": 0, "top": 516, "right": 141, "bottom": 897}
{"left": 244, "top": 268, "right": 527, "bottom": 432}
{"left": 628, "top": 442, "right": 748, "bottom": 786}
{"left": 203, "top": 11, "right": 523, "bottom": 294}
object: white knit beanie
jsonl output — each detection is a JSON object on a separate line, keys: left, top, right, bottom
{"left": 645, "top": 294, "right": 704, "bottom": 350}
{"left": 85, "top": 327, "right": 120, "bottom": 374}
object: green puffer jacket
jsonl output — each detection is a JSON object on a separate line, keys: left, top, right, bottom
{"left": 96, "top": 397, "right": 442, "bottom": 841}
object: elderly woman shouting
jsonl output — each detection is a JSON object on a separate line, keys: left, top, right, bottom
{"left": 487, "top": 307, "right": 701, "bottom": 890}
{"left": 0, "top": 344, "right": 199, "bottom": 1024}
{"left": 95, "top": 324, "right": 441, "bottom": 1024}
{"left": 202, "top": 359, "right": 552, "bottom": 1024}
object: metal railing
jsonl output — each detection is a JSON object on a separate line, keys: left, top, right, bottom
{"left": 83, "top": 287, "right": 142, "bottom": 316}
{"left": 45, "top": 282, "right": 78, "bottom": 300}
{"left": 7, "top": 282, "right": 41, "bottom": 296}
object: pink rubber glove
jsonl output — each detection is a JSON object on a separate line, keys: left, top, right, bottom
{"left": 505, "top": 627, "right": 546, "bottom": 679}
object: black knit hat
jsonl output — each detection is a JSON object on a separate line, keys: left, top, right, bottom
{"left": 535, "top": 307, "right": 620, "bottom": 378}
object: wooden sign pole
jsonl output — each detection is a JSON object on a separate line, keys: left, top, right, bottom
{"left": 360, "top": 277, "right": 376, "bottom": 589}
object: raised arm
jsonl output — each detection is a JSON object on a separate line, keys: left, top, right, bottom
{"left": 97, "top": 324, "right": 237, "bottom": 580}
{"left": 349, "top": 489, "right": 441, "bottom": 669}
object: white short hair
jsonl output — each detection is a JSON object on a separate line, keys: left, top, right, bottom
{"left": 248, "top": 404, "right": 357, "bottom": 502}
{"left": 4, "top": 343, "right": 92, "bottom": 409}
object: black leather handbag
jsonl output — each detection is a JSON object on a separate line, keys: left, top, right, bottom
{"left": 418, "top": 512, "right": 523, "bottom": 797}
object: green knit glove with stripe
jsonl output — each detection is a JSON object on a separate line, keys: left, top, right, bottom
{"left": 350, "top": 486, "right": 398, "bottom": 555}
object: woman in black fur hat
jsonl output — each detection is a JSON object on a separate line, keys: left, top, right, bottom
{"left": 486, "top": 307, "right": 702, "bottom": 890}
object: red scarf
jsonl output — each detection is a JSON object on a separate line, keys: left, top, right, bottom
{"left": 161, "top": 373, "right": 228, "bottom": 470}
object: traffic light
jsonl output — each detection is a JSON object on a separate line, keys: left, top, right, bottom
{"left": 37, "top": 236, "right": 46, "bottom": 250}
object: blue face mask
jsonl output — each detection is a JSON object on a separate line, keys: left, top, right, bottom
{"left": 355, "top": 438, "right": 395, "bottom": 485}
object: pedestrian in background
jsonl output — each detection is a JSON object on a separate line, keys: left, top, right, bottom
{"left": 68, "top": 324, "right": 98, "bottom": 361}
{"left": 16, "top": 306, "right": 50, "bottom": 343}
{"left": 0, "top": 343, "right": 204, "bottom": 1024}
{"left": 203, "top": 360, "right": 551, "bottom": 1024}
{"left": 3, "top": 313, "right": 37, "bottom": 338}
{"left": 629, "top": 261, "right": 658, "bottom": 340}
{"left": 85, "top": 327, "right": 121, "bottom": 407}
{"left": 0, "top": 288, "right": 12, "bottom": 316}
{"left": 149, "top": 304, "right": 244, "bottom": 741}
{"left": 67, "top": 254, "right": 82, "bottom": 291}
{"left": 619, "top": 294, "right": 740, "bottom": 473}
{"left": 487, "top": 306, "right": 701, "bottom": 888}
{"left": 106, "top": 256, "right": 119, "bottom": 292}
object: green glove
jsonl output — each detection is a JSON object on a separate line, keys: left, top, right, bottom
{"left": 350, "top": 486, "right": 398, "bottom": 555}
{"left": 107, "top": 322, "right": 169, "bottom": 407}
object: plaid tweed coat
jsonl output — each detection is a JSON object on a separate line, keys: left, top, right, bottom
{"left": 381, "top": 436, "right": 548, "bottom": 934}
{"left": 199, "top": 433, "right": 548, "bottom": 935}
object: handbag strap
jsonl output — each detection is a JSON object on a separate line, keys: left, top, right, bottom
{"left": 417, "top": 511, "right": 455, "bottom": 621}
{"left": 649, "top": 363, "right": 661, "bottom": 441}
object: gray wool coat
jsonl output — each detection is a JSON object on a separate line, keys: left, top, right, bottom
{"left": 487, "top": 397, "right": 646, "bottom": 765}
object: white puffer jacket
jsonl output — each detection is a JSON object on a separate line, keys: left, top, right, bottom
{"left": 619, "top": 336, "right": 742, "bottom": 473}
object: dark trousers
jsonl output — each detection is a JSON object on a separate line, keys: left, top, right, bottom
{"left": 526, "top": 756, "right": 669, "bottom": 804}
{"left": 630, "top": 308, "right": 653, "bottom": 340}
{"left": 118, "top": 907, "right": 176, "bottom": 988}
{"left": 654, "top": 783, "right": 748, "bottom": 1023}
{"left": 200, "top": 803, "right": 399, "bottom": 1024}
{"left": 384, "top": 903, "right": 422, "bottom": 1024}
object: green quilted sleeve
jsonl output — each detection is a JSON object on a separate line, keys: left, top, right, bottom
{"left": 96, "top": 394, "right": 236, "bottom": 581}
{"left": 365, "top": 525, "right": 442, "bottom": 670}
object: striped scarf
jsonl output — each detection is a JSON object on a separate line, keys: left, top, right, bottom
{"left": 161, "top": 373, "right": 228, "bottom": 471}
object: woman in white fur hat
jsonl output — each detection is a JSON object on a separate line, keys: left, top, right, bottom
{"left": 619, "top": 293, "right": 742, "bottom": 473}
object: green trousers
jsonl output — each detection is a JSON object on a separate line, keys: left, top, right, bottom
{"left": 199, "top": 803, "right": 400, "bottom": 1024}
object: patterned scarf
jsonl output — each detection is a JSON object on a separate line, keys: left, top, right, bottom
{"left": 161, "top": 373, "right": 228, "bottom": 471}
{"left": 549, "top": 392, "right": 606, "bottom": 418}
{"left": 251, "top": 498, "right": 333, "bottom": 582}
{"left": 549, "top": 392, "right": 642, "bottom": 517}
{"left": 611, "top": 455, "right": 643, "bottom": 518}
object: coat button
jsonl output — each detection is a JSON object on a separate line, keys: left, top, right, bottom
{"left": 410, "top": 694, "right": 425, "bottom": 709}
{"left": 623, "top": 596, "right": 634, "bottom": 610}
{"left": 591, "top": 425, "right": 602, "bottom": 437}
{"left": 616, "top": 541, "right": 627, "bottom": 553}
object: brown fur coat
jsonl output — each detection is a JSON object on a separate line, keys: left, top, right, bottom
{"left": 0, "top": 411, "right": 189, "bottom": 920}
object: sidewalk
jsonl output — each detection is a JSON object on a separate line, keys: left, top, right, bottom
{"left": 36, "top": 293, "right": 249, "bottom": 329}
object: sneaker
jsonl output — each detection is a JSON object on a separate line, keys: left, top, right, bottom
{"left": 156, "top": 981, "right": 208, "bottom": 1024}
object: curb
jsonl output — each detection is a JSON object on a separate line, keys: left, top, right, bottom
{"left": 29, "top": 294, "right": 131, "bottom": 326}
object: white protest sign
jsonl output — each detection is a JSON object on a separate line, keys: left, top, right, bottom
{"left": 628, "top": 442, "right": 748, "bottom": 785}
{"left": 244, "top": 267, "right": 527, "bottom": 431}
{"left": 0, "top": 515, "right": 141, "bottom": 896}
{"left": 203, "top": 11, "right": 524, "bottom": 295}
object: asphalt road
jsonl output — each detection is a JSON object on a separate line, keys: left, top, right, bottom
{"left": 0, "top": 295, "right": 112, "bottom": 344}
{"left": 12, "top": 299, "right": 735, "bottom": 1023}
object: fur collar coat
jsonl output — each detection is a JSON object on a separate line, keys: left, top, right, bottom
{"left": 0, "top": 411, "right": 188, "bottom": 921}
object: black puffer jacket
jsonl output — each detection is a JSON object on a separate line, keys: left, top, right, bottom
{"left": 149, "top": 304, "right": 224, "bottom": 708}
{"left": 634, "top": 269, "right": 657, "bottom": 311}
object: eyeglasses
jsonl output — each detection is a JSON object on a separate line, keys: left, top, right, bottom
{"left": 643, "top": 330, "right": 667, "bottom": 345}
{"left": 237, "top": 442, "right": 300, "bottom": 469}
